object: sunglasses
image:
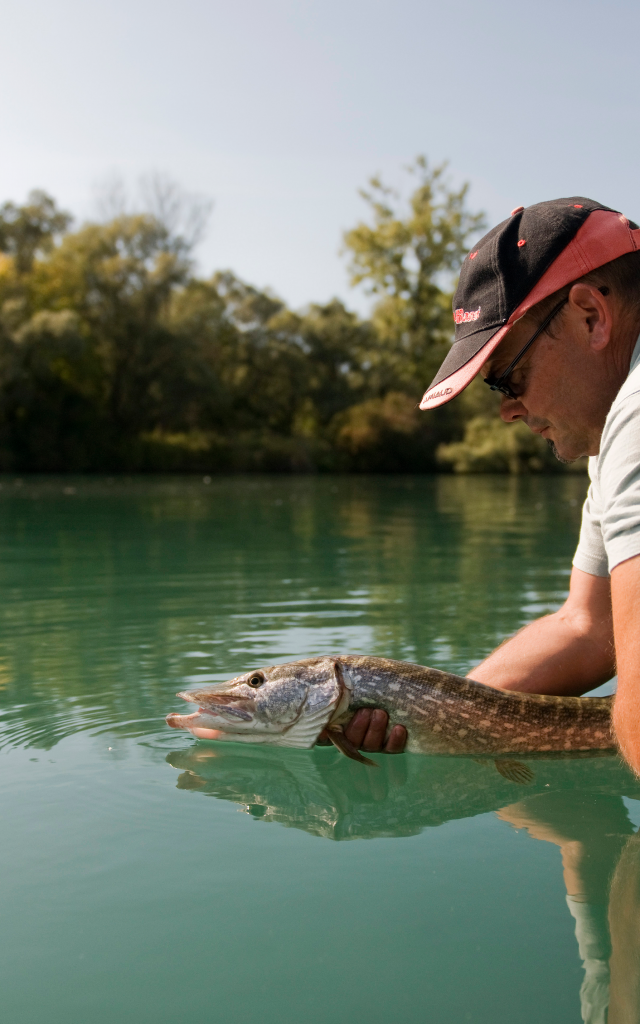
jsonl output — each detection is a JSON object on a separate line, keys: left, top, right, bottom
{"left": 484, "top": 297, "right": 568, "bottom": 400}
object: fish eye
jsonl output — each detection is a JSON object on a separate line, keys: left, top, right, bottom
{"left": 247, "top": 674, "right": 264, "bottom": 688}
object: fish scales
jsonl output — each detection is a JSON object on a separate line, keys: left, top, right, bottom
{"left": 167, "top": 654, "right": 615, "bottom": 758}
{"left": 337, "top": 657, "right": 613, "bottom": 755}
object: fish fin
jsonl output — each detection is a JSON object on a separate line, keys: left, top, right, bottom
{"left": 494, "top": 759, "right": 534, "bottom": 785}
{"left": 326, "top": 727, "right": 379, "bottom": 767}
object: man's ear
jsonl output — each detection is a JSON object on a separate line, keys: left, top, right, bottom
{"left": 567, "top": 283, "right": 612, "bottom": 352}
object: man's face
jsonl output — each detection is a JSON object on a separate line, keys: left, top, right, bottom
{"left": 480, "top": 295, "right": 621, "bottom": 462}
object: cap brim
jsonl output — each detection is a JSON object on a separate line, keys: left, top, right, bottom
{"left": 419, "top": 325, "right": 510, "bottom": 409}
{"left": 420, "top": 209, "right": 640, "bottom": 410}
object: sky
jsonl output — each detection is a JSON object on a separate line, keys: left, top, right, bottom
{"left": 1, "top": 0, "right": 639, "bottom": 313}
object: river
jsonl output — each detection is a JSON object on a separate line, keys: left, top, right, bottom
{"left": 0, "top": 473, "right": 633, "bottom": 1023}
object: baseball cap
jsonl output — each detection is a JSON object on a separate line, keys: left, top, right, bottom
{"left": 420, "top": 197, "right": 640, "bottom": 410}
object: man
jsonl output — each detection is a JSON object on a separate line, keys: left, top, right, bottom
{"left": 350, "top": 198, "right": 640, "bottom": 775}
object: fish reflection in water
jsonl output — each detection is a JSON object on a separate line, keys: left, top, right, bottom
{"left": 167, "top": 745, "right": 640, "bottom": 1023}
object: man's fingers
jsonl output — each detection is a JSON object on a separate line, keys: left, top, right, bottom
{"left": 384, "top": 724, "right": 407, "bottom": 754}
{"left": 340, "top": 709, "right": 407, "bottom": 754}
{"left": 361, "top": 709, "right": 389, "bottom": 751}
{"left": 344, "top": 708, "right": 372, "bottom": 748}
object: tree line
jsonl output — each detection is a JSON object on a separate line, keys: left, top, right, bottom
{"left": 0, "top": 161, "right": 579, "bottom": 473}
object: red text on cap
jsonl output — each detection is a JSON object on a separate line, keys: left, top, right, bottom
{"left": 453, "top": 307, "right": 481, "bottom": 324}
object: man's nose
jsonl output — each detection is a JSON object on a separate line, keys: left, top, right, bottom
{"left": 500, "top": 396, "right": 526, "bottom": 422}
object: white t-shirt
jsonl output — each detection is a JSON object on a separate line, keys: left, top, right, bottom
{"left": 573, "top": 336, "right": 640, "bottom": 577}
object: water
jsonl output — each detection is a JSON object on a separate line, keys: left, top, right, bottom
{"left": 0, "top": 473, "right": 636, "bottom": 1023}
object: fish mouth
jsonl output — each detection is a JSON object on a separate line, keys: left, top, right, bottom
{"left": 167, "top": 689, "right": 257, "bottom": 738}
{"left": 176, "top": 689, "right": 254, "bottom": 715}
{"left": 166, "top": 709, "right": 226, "bottom": 739}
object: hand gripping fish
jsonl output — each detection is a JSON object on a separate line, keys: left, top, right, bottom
{"left": 166, "top": 656, "right": 615, "bottom": 783}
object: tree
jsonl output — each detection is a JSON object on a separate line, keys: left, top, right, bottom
{"left": 0, "top": 310, "right": 104, "bottom": 470}
{"left": 94, "top": 173, "right": 212, "bottom": 256}
{"left": 30, "top": 213, "right": 193, "bottom": 434}
{"left": 268, "top": 299, "right": 376, "bottom": 432}
{"left": 0, "top": 191, "right": 72, "bottom": 276}
{"left": 0, "top": 172, "right": 584, "bottom": 475}
{"left": 343, "top": 157, "right": 485, "bottom": 394}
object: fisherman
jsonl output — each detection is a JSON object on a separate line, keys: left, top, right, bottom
{"left": 348, "top": 198, "right": 640, "bottom": 774}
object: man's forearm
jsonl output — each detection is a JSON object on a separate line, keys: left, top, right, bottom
{"left": 470, "top": 612, "right": 614, "bottom": 694}
{"left": 470, "top": 568, "right": 615, "bottom": 696}
{"left": 611, "top": 555, "right": 640, "bottom": 775}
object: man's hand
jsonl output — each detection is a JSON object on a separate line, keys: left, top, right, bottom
{"left": 318, "top": 709, "right": 407, "bottom": 753}
{"left": 345, "top": 709, "right": 407, "bottom": 752}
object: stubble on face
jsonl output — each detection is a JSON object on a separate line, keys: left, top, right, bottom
{"left": 545, "top": 438, "right": 575, "bottom": 465}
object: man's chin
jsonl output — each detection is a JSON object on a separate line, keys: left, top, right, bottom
{"left": 545, "top": 438, "right": 580, "bottom": 465}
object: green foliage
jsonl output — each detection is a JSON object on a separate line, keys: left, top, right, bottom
{"left": 330, "top": 392, "right": 443, "bottom": 472}
{"left": 437, "top": 417, "right": 588, "bottom": 474}
{"left": 0, "top": 173, "right": 584, "bottom": 474}
{"left": 0, "top": 190, "right": 72, "bottom": 276}
{"left": 343, "top": 157, "right": 486, "bottom": 393}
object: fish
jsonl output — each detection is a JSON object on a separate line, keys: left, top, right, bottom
{"left": 165, "top": 745, "right": 637, "bottom": 841}
{"left": 165, "top": 655, "right": 616, "bottom": 783}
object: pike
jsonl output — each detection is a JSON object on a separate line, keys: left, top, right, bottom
{"left": 166, "top": 656, "right": 615, "bottom": 783}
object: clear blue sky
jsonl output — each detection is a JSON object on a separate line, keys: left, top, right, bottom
{"left": 1, "top": 0, "right": 639, "bottom": 312}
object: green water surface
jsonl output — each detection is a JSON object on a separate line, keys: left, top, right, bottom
{"left": 0, "top": 474, "right": 635, "bottom": 1023}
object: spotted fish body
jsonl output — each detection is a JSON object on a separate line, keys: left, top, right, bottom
{"left": 166, "top": 655, "right": 615, "bottom": 757}
{"left": 334, "top": 657, "right": 614, "bottom": 756}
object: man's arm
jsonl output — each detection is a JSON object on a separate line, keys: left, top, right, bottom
{"left": 610, "top": 553, "right": 640, "bottom": 774}
{"left": 469, "top": 566, "right": 615, "bottom": 695}
{"left": 348, "top": 566, "right": 615, "bottom": 754}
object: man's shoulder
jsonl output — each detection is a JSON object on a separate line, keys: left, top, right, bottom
{"left": 600, "top": 349, "right": 640, "bottom": 449}
{"left": 595, "top": 368, "right": 640, "bottom": 491}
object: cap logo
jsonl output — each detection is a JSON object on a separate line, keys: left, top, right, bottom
{"left": 424, "top": 387, "right": 453, "bottom": 402}
{"left": 454, "top": 307, "right": 481, "bottom": 324}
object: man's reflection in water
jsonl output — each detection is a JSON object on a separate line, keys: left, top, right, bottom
{"left": 497, "top": 794, "right": 636, "bottom": 1024}
{"left": 168, "top": 745, "right": 640, "bottom": 1021}
{"left": 607, "top": 827, "right": 640, "bottom": 1024}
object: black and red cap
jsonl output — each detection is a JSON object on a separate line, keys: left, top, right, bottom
{"left": 420, "top": 197, "right": 640, "bottom": 409}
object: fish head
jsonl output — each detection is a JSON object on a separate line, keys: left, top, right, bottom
{"left": 166, "top": 656, "right": 350, "bottom": 748}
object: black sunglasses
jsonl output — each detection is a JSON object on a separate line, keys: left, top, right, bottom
{"left": 484, "top": 297, "right": 568, "bottom": 400}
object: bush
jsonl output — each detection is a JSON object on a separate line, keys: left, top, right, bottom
{"left": 331, "top": 392, "right": 442, "bottom": 472}
{"left": 436, "top": 416, "right": 587, "bottom": 474}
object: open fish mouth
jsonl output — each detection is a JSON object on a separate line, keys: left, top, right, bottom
{"left": 167, "top": 685, "right": 258, "bottom": 730}
{"left": 166, "top": 694, "right": 255, "bottom": 737}
{"left": 166, "top": 707, "right": 213, "bottom": 728}
{"left": 166, "top": 709, "right": 227, "bottom": 739}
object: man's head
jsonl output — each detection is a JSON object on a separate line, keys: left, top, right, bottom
{"left": 420, "top": 198, "right": 640, "bottom": 461}
{"left": 482, "top": 256, "right": 640, "bottom": 461}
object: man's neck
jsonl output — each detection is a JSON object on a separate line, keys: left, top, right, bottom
{"left": 611, "top": 314, "right": 640, "bottom": 379}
